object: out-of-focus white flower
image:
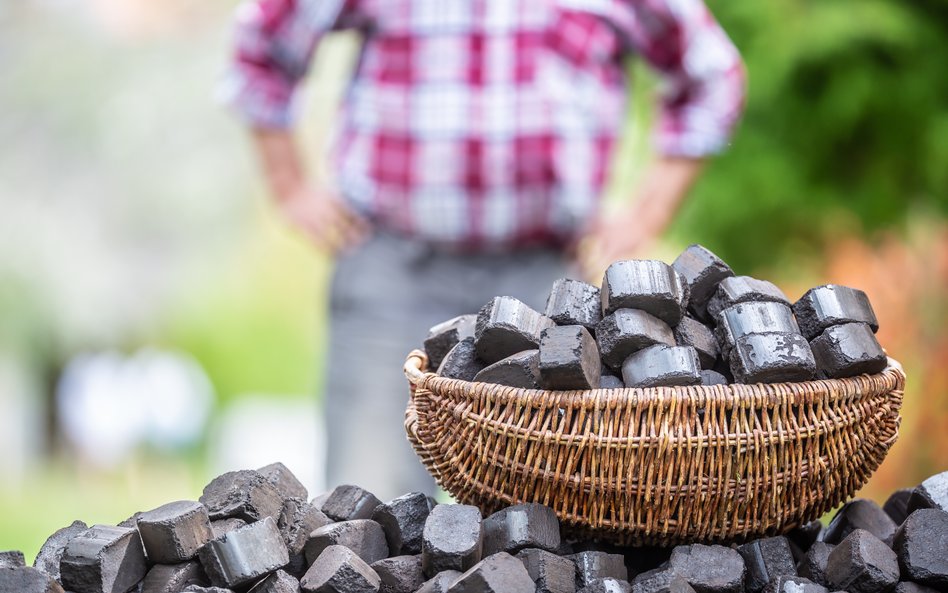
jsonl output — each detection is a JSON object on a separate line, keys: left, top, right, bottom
{"left": 56, "top": 348, "right": 213, "bottom": 467}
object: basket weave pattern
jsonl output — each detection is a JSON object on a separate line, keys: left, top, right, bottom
{"left": 403, "top": 350, "right": 905, "bottom": 546}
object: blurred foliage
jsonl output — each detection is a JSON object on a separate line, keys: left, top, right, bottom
{"left": 671, "top": 0, "right": 948, "bottom": 271}
{"left": 0, "top": 2, "right": 336, "bottom": 405}
{"left": 160, "top": 211, "right": 331, "bottom": 404}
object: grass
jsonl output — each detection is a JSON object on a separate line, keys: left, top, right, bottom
{"left": 0, "top": 457, "right": 210, "bottom": 562}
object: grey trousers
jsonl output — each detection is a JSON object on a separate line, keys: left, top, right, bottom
{"left": 325, "top": 233, "right": 569, "bottom": 500}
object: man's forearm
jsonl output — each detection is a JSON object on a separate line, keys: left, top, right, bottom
{"left": 578, "top": 155, "right": 705, "bottom": 278}
{"left": 251, "top": 127, "right": 307, "bottom": 203}
{"left": 248, "top": 125, "right": 369, "bottom": 252}
{"left": 631, "top": 155, "right": 705, "bottom": 236}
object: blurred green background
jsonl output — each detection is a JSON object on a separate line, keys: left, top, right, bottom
{"left": 1, "top": 0, "right": 946, "bottom": 559}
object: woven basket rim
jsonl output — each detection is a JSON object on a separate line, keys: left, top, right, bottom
{"left": 404, "top": 349, "right": 906, "bottom": 408}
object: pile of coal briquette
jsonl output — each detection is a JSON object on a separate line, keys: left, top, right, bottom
{"left": 3, "top": 464, "right": 946, "bottom": 593}
{"left": 425, "top": 244, "right": 888, "bottom": 389}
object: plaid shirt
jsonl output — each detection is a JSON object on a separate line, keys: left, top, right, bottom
{"left": 224, "top": 0, "right": 746, "bottom": 249}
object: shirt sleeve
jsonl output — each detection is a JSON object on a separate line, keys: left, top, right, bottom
{"left": 220, "top": 0, "right": 355, "bottom": 128}
{"left": 617, "top": 0, "right": 747, "bottom": 157}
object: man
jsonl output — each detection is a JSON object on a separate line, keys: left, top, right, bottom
{"left": 224, "top": 0, "right": 745, "bottom": 499}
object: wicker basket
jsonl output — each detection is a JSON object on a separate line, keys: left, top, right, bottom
{"left": 403, "top": 349, "right": 905, "bottom": 546}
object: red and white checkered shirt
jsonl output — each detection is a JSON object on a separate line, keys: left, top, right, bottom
{"left": 224, "top": 0, "right": 746, "bottom": 249}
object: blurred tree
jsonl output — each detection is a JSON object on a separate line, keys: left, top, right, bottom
{"left": 669, "top": 0, "right": 948, "bottom": 271}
